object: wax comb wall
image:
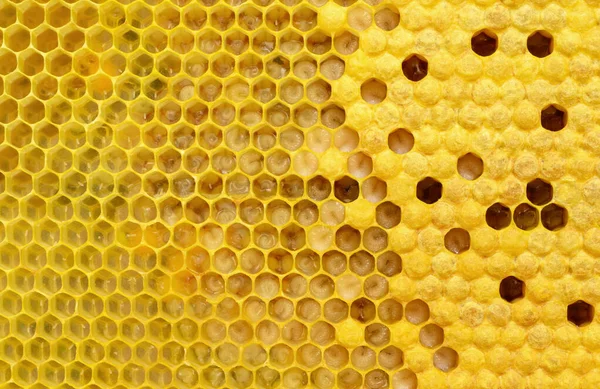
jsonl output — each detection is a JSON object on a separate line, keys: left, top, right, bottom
{"left": 0, "top": 0, "right": 599, "bottom": 388}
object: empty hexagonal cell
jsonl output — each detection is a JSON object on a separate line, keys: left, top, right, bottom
{"left": 499, "top": 276, "right": 525, "bottom": 303}
{"left": 471, "top": 29, "right": 498, "bottom": 57}
{"left": 416, "top": 177, "right": 442, "bottom": 204}
{"left": 541, "top": 203, "right": 568, "bottom": 231}
{"left": 402, "top": 54, "right": 428, "bottom": 82}
{"left": 73, "top": 2, "right": 99, "bottom": 28}
{"left": 405, "top": 299, "right": 429, "bottom": 325}
{"left": 444, "top": 228, "right": 470, "bottom": 254}
{"left": 433, "top": 347, "right": 458, "bottom": 372}
{"left": 19, "top": 2, "right": 44, "bottom": 29}
{"left": 514, "top": 203, "right": 539, "bottom": 231}
{"left": 541, "top": 104, "right": 567, "bottom": 131}
{"left": 568, "top": 300, "right": 594, "bottom": 327}
{"left": 457, "top": 153, "right": 483, "bottom": 180}
{"left": 5, "top": 25, "right": 30, "bottom": 52}
{"left": 19, "top": 49, "right": 45, "bottom": 76}
{"left": 526, "top": 178, "right": 553, "bottom": 205}
{"left": 527, "top": 30, "right": 553, "bottom": 58}
{"left": 87, "top": 26, "right": 113, "bottom": 53}
{"left": 0, "top": 50, "right": 17, "bottom": 76}
{"left": 486, "top": 202, "right": 511, "bottom": 230}
{"left": 361, "top": 78, "right": 387, "bottom": 104}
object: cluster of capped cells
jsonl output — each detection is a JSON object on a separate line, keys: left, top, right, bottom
{"left": 4, "top": 0, "right": 600, "bottom": 388}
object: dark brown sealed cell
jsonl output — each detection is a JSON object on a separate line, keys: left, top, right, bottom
{"left": 568, "top": 300, "right": 594, "bottom": 327}
{"left": 527, "top": 30, "right": 553, "bottom": 58}
{"left": 541, "top": 203, "right": 567, "bottom": 231}
{"left": 514, "top": 203, "right": 538, "bottom": 231}
{"left": 486, "top": 203, "right": 511, "bottom": 230}
{"left": 526, "top": 178, "right": 553, "bottom": 206}
{"left": 402, "top": 54, "right": 428, "bottom": 82}
{"left": 499, "top": 276, "right": 524, "bottom": 303}
{"left": 541, "top": 104, "right": 567, "bottom": 131}
{"left": 416, "top": 177, "right": 442, "bottom": 204}
{"left": 444, "top": 228, "right": 470, "bottom": 254}
{"left": 334, "top": 176, "right": 359, "bottom": 203}
{"left": 471, "top": 30, "right": 497, "bottom": 57}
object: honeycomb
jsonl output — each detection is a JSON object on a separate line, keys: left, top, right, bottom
{"left": 1, "top": 0, "right": 600, "bottom": 387}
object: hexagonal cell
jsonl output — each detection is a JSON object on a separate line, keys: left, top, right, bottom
{"left": 115, "top": 28, "right": 140, "bottom": 53}
{"left": 402, "top": 54, "right": 428, "bottom": 82}
{"left": 47, "top": 1, "right": 70, "bottom": 28}
{"left": 444, "top": 228, "right": 470, "bottom": 254}
{"left": 568, "top": 300, "right": 594, "bottom": 327}
{"left": 405, "top": 299, "right": 429, "bottom": 325}
{"left": 486, "top": 203, "right": 511, "bottom": 230}
{"left": 99, "top": 2, "right": 125, "bottom": 28}
{"left": 6, "top": 73, "right": 31, "bottom": 100}
{"left": 73, "top": 2, "right": 99, "bottom": 28}
{"left": 307, "top": 31, "right": 332, "bottom": 55}
{"left": 183, "top": 4, "right": 207, "bottom": 30}
{"left": 19, "top": 2, "right": 43, "bottom": 29}
{"left": 350, "top": 298, "right": 376, "bottom": 323}
{"left": 47, "top": 51, "right": 72, "bottom": 77}
{"left": 5, "top": 25, "right": 30, "bottom": 52}
{"left": 374, "top": 6, "right": 399, "bottom": 30}
{"left": 347, "top": 152, "right": 372, "bottom": 178}
{"left": 19, "top": 49, "right": 45, "bottom": 76}
{"left": 514, "top": 203, "right": 539, "bottom": 231}
{"left": 416, "top": 177, "right": 442, "bottom": 204}
{"left": 335, "top": 225, "right": 361, "bottom": 253}
{"left": 526, "top": 178, "right": 553, "bottom": 206}
{"left": 211, "top": 53, "right": 235, "bottom": 78}
{"left": 61, "top": 26, "right": 86, "bottom": 52}
{"left": 457, "top": 152, "right": 483, "bottom": 180}
{"left": 334, "top": 31, "right": 359, "bottom": 55}
{"left": 471, "top": 29, "right": 497, "bottom": 57}
{"left": 87, "top": 26, "right": 114, "bottom": 53}
{"left": 347, "top": 6, "right": 372, "bottom": 31}
{"left": 363, "top": 177, "right": 387, "bottom": 204}
{"left": 419, "top": 323, "right": 444, "bottom": 348}
{"left": 239, "top": 6, "right": 262, "bottom": 31}
{"left": 388, "top": 128, "right": 414, "bottom": 154}
{"left": 128, "top": 2, "right": 153, "bottom": 28}
{"left": 334, "top": 176, "right": 359, "bottom": 203}
{"left": 541, "top": 104, "right": 567, "bottom": 131}
{"left": 527, "top": 30, "right": 553, "bottom": 58}
{"left": 142, "top": 27, "right": 167, "bottom": 53}
{"left": 31, "top": 27, "right": 58, "bottom": 53}
{"left": 0, "top": 49, "right": 17, "bottom": 75}
{"left": 156, "top": 4, "right": 180, "bottom": 30}
{"left": 0, "top": 3, "right": 16, "bottom": 28}
{"left": 239, "top": 53, "right": 263, "bottom": 78}
{"left": 253, "top": 30, "right": 276, "bottom": 55}
{"left": 210, "top": 6, "right": 235, "bottom": 31}
{"left": 433, "top": 347, "right": 458, "bottom": 372}
{"left": 292, "top": 7, "right": 316, "bottom": 31}
{"left": 541, "top": 203, "right": 568, "bottom": 231}
{"left": 499, "top": 276, "right": 524, "bottom": 303}
{"left": 265, "top": 7, "right": 289, "bottom": 31}
{"left": 361, "top": 78, "right": 387, "bottom": 104}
